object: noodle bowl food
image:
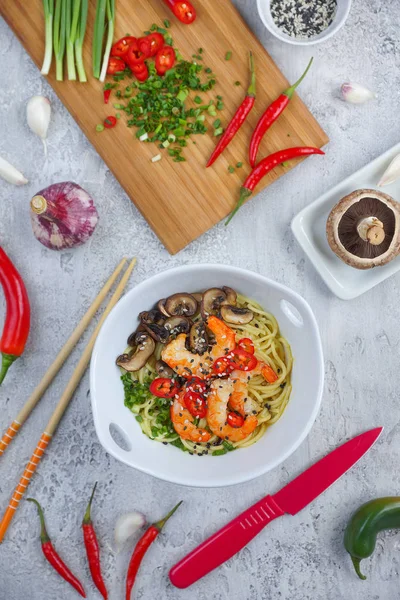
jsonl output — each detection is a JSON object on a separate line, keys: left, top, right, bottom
{"left": 116, "top": 286, "right": 293, "bottom": 456}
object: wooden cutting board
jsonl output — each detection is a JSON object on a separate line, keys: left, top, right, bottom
{"left": 1, "top": 0, "right": 328, "bottom": 254}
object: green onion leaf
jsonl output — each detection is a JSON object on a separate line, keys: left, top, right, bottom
{"left": 225, "top": 51, "right": 232, "bottom": 60}
{"left": 164, "top": 18, "right": 170, "bottom": 28}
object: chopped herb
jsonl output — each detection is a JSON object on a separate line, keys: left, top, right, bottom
{"left": 213, "top": 118, "right": 221, "bottom": 129}
{"left": 223, "top": 440, "right": 235, "bottom": 451}
{"left": 199, "top": 47, "right": 203, "bottom": 54}
{"left": 228, "top": 165, "right": 235, "bottom": 173}
{"left": 116, "top": 112, "right": 121, "bottom": 119}
{"left": 104, "top": 82, "right": 117, "bottom": 90}
{"left": 135, "top": 415, "right": 143, "bottom": 423}
{"left": 205, "top": 67, "right": 212, "bottom": 74}
{"left": 213, "top": 447, "right": 228, "bottom": 456}
{"left": 234, "top": 81, "right": 241, "bottom": 86}
{"left": 165, "top": 35, "right": 173, "bottom": 46}
{"left": 236, "top": 162, "right": 243, "bottom": 168}
{"left": 164, "top": 18, "right": 171, "bottom": 28}
{"left": 194, "top": 95, "right": 202, "bottom": 104}
{"left": 216, "top": 100, "right": 224, "bottom": 110}
{"left": 225, "top": 51, "right": 232, "bottom": 60}
{"left": 121, "top": 373, "right": 152, "bottom": 410}
{"left": 214, "top": 127, "right": 223, "bottom": 136}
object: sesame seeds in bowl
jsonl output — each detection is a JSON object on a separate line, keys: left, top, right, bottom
{"left": 257, "top": 0, "right": 352, "bottom": 45}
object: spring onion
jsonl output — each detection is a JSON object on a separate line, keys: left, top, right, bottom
{"left": 139, "top": 132, "right": 148, "bottom": 141}
{"left": 74, "top": 0, "right": 88, "bottom": 82}
{"left": 99, "top": 0, "right": 116, "bottom": 82}
{"left": 93, "top": 0, "right": 106, "bottom": 78}
{"left": 53, "top": 0, "right": 67, "bottom": 81}
{"left": 65, "top": 0, "right": 76, "bottom": 80}
{"left": 151, "top": 154, "right": 162, "bottom": 163}
{"left": 41, "top": 0, "right": 55, "bottom": 75}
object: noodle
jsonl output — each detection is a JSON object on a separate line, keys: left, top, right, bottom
{"left": 120, "top": 294, "right": 293, "bottom": 456}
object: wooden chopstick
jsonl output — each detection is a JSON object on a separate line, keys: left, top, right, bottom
{"left": 0, "top": 257, "right": 137, "bottom": 543}
{"left": 0, "top": 258, "right": 127, "bottom": 459}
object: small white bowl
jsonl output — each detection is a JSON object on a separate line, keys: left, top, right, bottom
{"left": 90, "top": 265, "right": 324, "bottom": 487}
{"left": 257, "top": 0, "right": 352, "bottom": 46}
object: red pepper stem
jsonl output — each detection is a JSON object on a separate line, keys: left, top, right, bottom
{"left": 0, "top": 353, "right": 17, "bottom": 385}
{"left": 285, "top": 57, "right": 313, "bottom": 100}
{"left": 27, "top": 498, "right": 50, "bottom": 544}
{"left": 153, "top": 501, "right": 183, "bottom": 531}
{"left": 83, "top": 482, "right": 98, "bottom": 525}
{"left": 225, "top": 188, "right": 252, "bottom": 226}
{"left": 247, "top": 51, "right": 256, "bottom": 97}
{"left": 351, "top": 556, "right": 367, "bottom": 580}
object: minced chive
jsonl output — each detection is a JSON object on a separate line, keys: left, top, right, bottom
{"left": 162, "top": 139, "right": 170, "bottom": 148}
{"left": 96, "top": 124, "right": 104, "bottom": 132}
{"left": 115, "top": 112, "right": 121, "bottom": 119}
{"left": 164, "top": 18, "right": 170, "bottom": 28}
{"left": 205, "top": 67, "right": 212, "bottom": 74}
{"left": 214, "top": 127, "right": 223, "bottom": 136}
{"left": 196, "top": 115, "right": 205, "bottom": 122}
{"left": 225, "top": 51, "right": 232, "bottom": 60}
{"left": 213, "top": 119, "right": 221, "bottom": 128}
{"left": 155, "top": 123, "right": 163, "bottom": 134}
{"left": 113, "top": 103, "right": 124, "bottom": 109}
{"left": 207, "top": 105, "right": 217, "bottom": 116}
{"left": 228, "top": 166, "right": 235, "bottom": 173}
{"left": 194, "top": 96, "right": 202, "bottom": 104}
{"left": 236, "top": 162, "right": 243, "bottom": 168}
{"left": 177, "top": 89, "right": 188, "bottom": 103}
{"left": 165, "top": 36, "right": 173, "bottom": 45}
{"left": 217, "top": 100, "right": 224, "bottom": 110}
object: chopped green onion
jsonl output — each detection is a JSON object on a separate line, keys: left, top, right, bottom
{"left": 152, "top": 154, "right": 162, "bottom": 163}
{"left": 217, "top": 100, "right": 224, "bottom": 110}
{"left": 113, "top": 103, "right": 124, "bottom": 109}
{"left": 139, "top": 132, "right": 149, "bottom": 141}
{"left": 207, "top": 105, "right": 217, "bottom": 116}
{"left": 225, "top": 51, "right": 232, "bottom": 60}
{"left": 205, "top": 68, "right": 212, "bottom": 74}
{"left": 116, "top": 112, "right": 121, "bottom": 119}
{"left": 177, "top": 89, "right": 189, "bottom": 103}
{"left": 196, "top": 115, "right": 205, "bottom": 122}
{"left": 41, "top": 0, "right": 55, "bottom": 75}
{"left": 165, "top": 36, "right": 173, "bottom": 46}
{"left": 168, "top": 134, "right": 176, "bottom": 143}
{"left": 236, "top": 162, "right": 243, "bottom": 168}
{"left": 194, "top": 96, "right": 202, "bottom": 104}
{"left": 162, "top": 139, "right": 170, "bottom": 148}
{"left": 214, "top": 127, "right": 223, "bottom": 136}
{"left": 163, "top": 18, "right": 171, "bottom": 28}
{"left": 228, "top": 166, "right": 235, "bottom": 173}
{"left": 96, "top": 124, "right": 104, "bottom": 132}
{"left": 199, "top": 48, "right": 203, "bottom": 54}
{"left": 213, "top": 119, "right": 221, "bottom": 128}
{"left": 155, "top": 123, "right": 163, "bottom": 134}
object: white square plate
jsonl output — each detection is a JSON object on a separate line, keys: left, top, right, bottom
{"left": 291, "top": 142, "right": 400, "bottom": 300}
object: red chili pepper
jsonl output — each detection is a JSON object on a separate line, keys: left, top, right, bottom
{"left": 212, "top": 356, "right": 234, "bottom": 377}
{"left": 150, "top": 377, "right": 180, "bottom": 398}
{"left": 82, "top": 483, "right": 108, "bottom": 600}
{"left": 207, "top": 52, "right": 256, "bottom": 168}
{"left": 104, "top": 116, "right": 117, "bottom": 129}
{"left": 184, "top": 391, "right": 207, "bottom": 418}
{"left": 111, "top": 36, "right": 137, "bottom": 59}
{"left": 163, "top": 0, "right": 196, "bottom": 24}
{"left": 249, "top": 57, "right": 313, "bottom": 168}
{"left": 0, "top": 247, "right": 30, "bottom": 385}
{"left": 103, "top": 89, "right": 111, "bottom": 104}
{"left": 126, "top": 502, "right": 182, "bottom": 600}
{"left": 106, "top": 56, "right": 125, "bottom": 75}
{"left": 225, "top": 146, "right": 325, "bottom": 225}
{"left": 155, "top": 46, "right": 176, "bottom": 75}
{"left": 134, "top": 63, "right": 149, "bottom": 82}
{"left": 145, "top": 32, "right": 164, "bottom": 57}
{"left": 237, "top": 338, "right": 254, "bottom": 355}
{"left": 137, "top": 37, "right": 152, "bottom": 58}
{"left": 27, "top": 498, "right": 86, "bottom": 598}
{"left": 185, "top": 376, "right": 207, "bottom": 395}
{"left": 227, "top": 347, "right": 258, "bottom": 372}
{"left": 227, "top": 411, "right": 244, "bottom": 428}
{"left": 126, "top": 39, "right": 146, "bottom": 65}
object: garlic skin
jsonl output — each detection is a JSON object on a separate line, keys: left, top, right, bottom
{"left": 30, "top": 182, "right": 99, "bottom": 250}
{"left": 26, "top": 96, "right": 51, "bottom": 157}
{"left": 0, "top": 156, "right": 28, "bottom": 185}
{"left": 378, "top": 154, "right": 400, "bottom": 187}
{"left": 341, "top": 83, "right": 376, "bottom": 104}
{"left": 114, "top": 512, "right": 146, "bottom": 551}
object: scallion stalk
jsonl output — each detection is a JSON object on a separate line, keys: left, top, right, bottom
{"left": 41, "top": 0, "right": 55, "bottom": 75}
{"left": 99, "top": 0, "right": 115, "bottom": 82}
{"left": 93, "top": 0, "right": 107, "bottom": 78}
{"left": 53, "top": 0, "right": 67, "bottom": 81}
{"left": 74, "top": 0, "right": 88, "bottom": 82}
{"left": 65, "top": 0, "right": 76, "bottom": 80}
{"left": 69, "top": 0, "right": 81, "bottom": 42}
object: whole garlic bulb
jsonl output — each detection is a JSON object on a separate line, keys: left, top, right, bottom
{"left": 30, "top": 181, "right": 99, "bottom": 250}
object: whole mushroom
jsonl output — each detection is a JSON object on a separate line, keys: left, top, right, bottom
{"left": 326, "top": 189, "right": 400, "bottom": 269}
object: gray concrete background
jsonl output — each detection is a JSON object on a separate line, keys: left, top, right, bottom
{"left": 1, "top": 0, "right": 399, "bottom": 598}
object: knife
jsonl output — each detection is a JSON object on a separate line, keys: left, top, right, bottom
{"left": 169, "top": 427, "right": 383, "bottom": 589}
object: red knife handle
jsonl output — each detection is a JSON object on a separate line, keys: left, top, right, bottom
{"left": 169, "top": 494, "right": 284, "bottom": 589}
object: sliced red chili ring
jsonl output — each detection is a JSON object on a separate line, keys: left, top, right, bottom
{"left": 155, "top": 45, "right": 176, "bottom": 75}
{"left": 184, "top": 391, "right": 207, "bottom": 418}
{"left": 150, "top": 377, "right": 180, "bottom": 398}
{"left": 185, "top": 376, "right": 207, "bottom": 395}
{"left": 103, "top": 89, "right": 111, "bottom": 104}
{"left": 137, "top": 37, "right": 152, "bottom": 58}
{"left": 104, "top": 116, "right": 117, "bottom": 129}
{"left": 134, "top": 63, "right": 149, "bottom": 82}
{"left": 212, "top": 357, "right": 234, "bottom": 377}
{"left": 227, "top": 412, "right": 244, "bottom": 428}
{"left": 146, "top": 32, "right": 164, "bottom": 57}
{"left": 106, "top": 56, "right": 126, "bottom": 75}
{"left": 111, "top": 36, "right": 137, "bottom": 58}
{"left": 237, "top": 338, "right": 255, "bottom": 355}
{"left": 164, "top": 0, "right": 196, "bottom": 24}
{"left": 126, "top": 40, "right": 146, "bottom": 65}
{"left": 227, "top": 348, "right": 258, "bottom": 372}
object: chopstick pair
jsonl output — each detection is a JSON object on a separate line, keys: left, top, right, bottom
{"left": 0, "top": 257, "right": 137, "bottom": 543}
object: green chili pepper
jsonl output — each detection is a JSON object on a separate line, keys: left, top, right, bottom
{"left": 344, "top": 497, "right": 400, "bottom": 580}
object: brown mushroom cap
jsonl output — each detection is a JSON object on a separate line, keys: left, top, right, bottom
{"left": 326, "top": 189, "right": 400, "bottom": 269}
{"left": 116, "top": 334, "right": 155, "bottom": 372}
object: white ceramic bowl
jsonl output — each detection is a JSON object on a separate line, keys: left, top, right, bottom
{"left": 257, "top": 0, "right": 352, "bottom": 46}
{"left": 90, "top": 265, "right": 324, "bottom": 487}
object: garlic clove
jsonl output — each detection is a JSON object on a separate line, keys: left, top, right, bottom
{"left": 26, "top": 96, "right": 51, "bottom": 157}
{"left": 341, "top": 83, "right": 376, "bottom": 104}
{"left": 378, "top": 154, "right": 400, "bottom": 187}
{"left": 0, "top": 156, "right": 28, "bottom": 185}
{"left": 114, "top": 511, "right": 147, "bottom": 551}
{"left": 30, "top": 181, "right": 99, "bottom": 251}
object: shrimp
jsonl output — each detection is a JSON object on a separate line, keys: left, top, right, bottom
{"left": 207, "top": 379, "right": 258, "bottom": 442}
{"left": 228, "top": 362, "right": 278, "bottom": 416}
{"left": 170, "top": 392, "right": 211, "bottom": 443}
{"left": 161, "top": 316, "right": 236, "bottom": 379}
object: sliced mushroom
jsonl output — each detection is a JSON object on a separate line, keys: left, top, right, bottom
{"left": 192, "top": 293, "right": 203, "bottom": 303}
{"left": 157, "top": 299, "right": 170, "bottom": 317}
{"left": 116, "top": 334, "right": 155, "bottom": 372}
{"left": 220, "top": 305, "right": 254, "bottom": 325}
{"left": 155, "top": 360, "right": 175, "bottom": 378}
{"left": 140, "top": 309, "right": 165, "bottom": 325}
{"left": 143, "top": 323, "right": 169, "bottom": 343}
{"left": 222, "top": 286, "right": 237, "bottom": 305}
{"left": 201, "top": 288, "right": 227, "bottom": 319}
{"left": 164, "top": 316, "right": 192, "bottom": 337}
{"left": 326, "top": 189, "right": 400, "bottom": 269}
{"left": 164, "top": 293, "right": 198, "bottom": 317}
{"left": 127, "top": 325, "right": 146, "bottom": 347}
{"left": 189, "top": 320, "right": 209, "bottom": 355}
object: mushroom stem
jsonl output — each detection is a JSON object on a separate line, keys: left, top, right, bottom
{"left": 357, "top": 217, "right": 385, "bottom": 245}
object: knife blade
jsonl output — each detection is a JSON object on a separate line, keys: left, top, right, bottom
{"left": 169, "top": 427, "right": 383, "bottom": 589}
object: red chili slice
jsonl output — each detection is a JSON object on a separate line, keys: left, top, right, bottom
{"left": 237, "top": 338, "right": 254, "bottom": 355}
{"left": 150, "top": 377, "right": 180, "bottom": 398}
{"left": 103, "top": 89, "right": 111, "bottom": 104}
{"left": 146, "top": 32, "right": 164, "bottom": 57}
{"left": 104, "top": 116, "right": 117, "bottom": 129}
{"left": 126, "top": 39, "right": 146, "bottom": 65}
{"left": 186, "top": 376, "right": 207, "bottom": 395}
{"left": 106, "top": 56, "right": 125, "bottom": 75}
{"left": 228, "top": 348, "right": 258, "bottom": 372}
{"left": 111, "top": 36, "right": 137, "bottom": 58}
{"left": 212, "top": 357, "right": 234, "bottom": 377}
{"left": 155, "top": 46, "right": 176, "bottom": 75}
{"left": 227, "top": 412, "right": 244, "bottom": 428}
{"left": 163, "top": 0, "right": 196, "bottom": 24}
{"left": 184, "top": 391, "right": 207, "bottom": 418}
{"left": 137, "top": 37, "right": 152, "bottom": 58}
{"left": 134, "top": 63, "right": 149, "bottom": 82}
